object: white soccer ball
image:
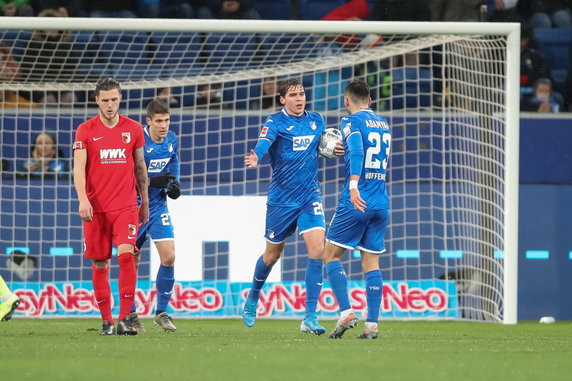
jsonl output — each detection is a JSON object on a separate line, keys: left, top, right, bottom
{"left": 539, "top": 316, "right": 556, "bottom": 324}
{"left": 318, "top": 128, "right": 343, "bottom": 159}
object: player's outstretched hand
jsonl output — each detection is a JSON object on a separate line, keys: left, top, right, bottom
{"left": 244, "top": 149, "right": 259, "bottom": 168}
{"left": 334, "top": 141, "right": 345, "bottom": 157}
{"left": 166, "top": 179, "right": 181, "bottom": 199}
{"left": 79, "top": 198, "right": 93, "bottom": 222}
{"left": 149, "top": 172, "right": 176, "bottom": 188}
{"left": 350, "top": 189, "right": 366, "bottom": 212}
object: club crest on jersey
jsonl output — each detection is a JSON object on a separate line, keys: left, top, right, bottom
{"left": 310, "top": 121, "right": 317, "bottom": 130}
{"left": 128, "top": 224, "right": 136, "bottom": 236}
{"left": 260, "top": 126, "right": 269, "bottom": 138}
{"left": 122, "top": 132, "right": 131, "bottom": 143}
{"left": 168, "top": 143, "right": 173, "bottom": 152}
{"left": 293, "top": 135, "right": 315, "bottom": 151}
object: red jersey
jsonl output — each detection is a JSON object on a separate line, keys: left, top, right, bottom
{"left": 73, "top": 114, "right": 145, "bottom": 213}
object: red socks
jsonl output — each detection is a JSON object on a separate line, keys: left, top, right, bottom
{"left": 118, "top": 253, "right": 136, "bottom": 322}
{"left": 92, "top": 265, "right": 113, "bottom": 324}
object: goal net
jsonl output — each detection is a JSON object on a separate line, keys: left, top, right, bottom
{"left": 0, "top": 18, "right": 519, "bottom": 323}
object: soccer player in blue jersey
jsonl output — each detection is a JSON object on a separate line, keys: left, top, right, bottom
{"left": 325, "top": 79, "right": 391, "bottom": 340}
{"left": 243, "top": 78, "right": 341, "bottom": 335}
{"left": 131, "top": 99, "right": 180, "bottom": 332}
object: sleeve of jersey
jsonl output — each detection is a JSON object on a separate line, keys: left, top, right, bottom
{"left": 346, "top": 131, "right": 364, "bottom": 177}
{"left": 134, "top": 125, "right": 145, "bottom": 149}
{"left": 253, "top": 120, "right": 276, "bottom": 159}
{"left": 72, "top": 124, "right": 87, "bottom": 151}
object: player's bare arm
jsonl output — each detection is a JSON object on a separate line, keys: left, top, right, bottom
{"left": 134, "top": 146, "right": 150, "bottom": 224}
{"left": 244, "top": 149, "right": 259, "bottom": 168}
{"left": 73, "top": 149, "right": 93, "bottom": 222}
{"left": 349, "top": 175, "right": 366, "bottom": 212}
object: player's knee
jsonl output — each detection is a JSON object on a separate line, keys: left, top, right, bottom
{"left": 93, "top": 259, "right": 109, "bottom": 270}
{"left": 263, "top": 251, "right": 281, "bottom": 266}
{"left": 161, "top": 253, "right": 175, "bottom": 267}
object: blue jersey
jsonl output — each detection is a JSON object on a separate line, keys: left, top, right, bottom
{"left": 255, "top": 108, "right": 326, "bottom": 207}
{"left": 143, "top": 126, "right": 180, "bottom": 214}
{"left": 339, "top": 108, "right": 390, "bottom": 210}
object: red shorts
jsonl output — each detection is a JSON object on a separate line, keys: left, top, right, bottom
{"left": 83, "top": 207, "right": 139, "bottom": 260}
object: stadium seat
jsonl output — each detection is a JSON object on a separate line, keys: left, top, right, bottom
{"left": 312, "top": 67, "right": 352, "bottom": 111}
{"left": 297, "top": 0, "right": 347, "bottom": 20}
{"left": 257, "top": 34, "right": 318, "bottom": 66}
{"left": 533, "top": 28, "right": 572, "bottom": 80}
{"left": 390, "top": 67, "right": 432, "bottom": 109}
{"left": 203, "top": 33, "right": 259, "bottom": 73}
{"left": 255, "top": 0, "right": 293, "bottom": 20}
{"left": 149, "top": 32, "right": 204, "bottom": 79}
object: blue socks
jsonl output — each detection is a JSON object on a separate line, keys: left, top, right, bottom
{"left": 365, "top": 270, "right": 383, "bottom": 323}
{"left": 326, "top": 261, "right": 351, "bottom": 312}
{"left": 305, "top": 258, "right": 323, "bottom": 315}
{"left": 248, "top": 255, "right": 272, "bottom": 301}
{"left": 156, "top": 265, "right": 175, "bottom": 312}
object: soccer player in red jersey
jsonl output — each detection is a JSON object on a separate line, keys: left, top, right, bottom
{"left": 73, "top": 78, "right": 149, "bottom": 336}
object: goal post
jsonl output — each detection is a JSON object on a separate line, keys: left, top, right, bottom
{"left": 0, "top": 18, "right": 519, "bottom": 323}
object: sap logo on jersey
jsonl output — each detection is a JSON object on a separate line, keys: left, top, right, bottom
{"left": 148, "top": 158, "right": 170, "bottom": 173}
{"left": 292, "top": 135, "right": 315, "bottom": 151}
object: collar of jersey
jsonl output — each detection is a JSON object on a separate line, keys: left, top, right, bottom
{"left": 281, "top": 108, "right": 307, "bottom": 119}
{"left": 359, "top": 108, "right": 374, "bottom": 113}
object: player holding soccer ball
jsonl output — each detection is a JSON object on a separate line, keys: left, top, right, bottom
{"left": 325, "top": 79, "right": 391, "bottom": 340}
{"left": 0, "top": 275, "right": 20, "bottom": 321}
{"left": 129, "top": 99, "right": 180, "bottom": 333}
{"left": 243, "top": 78, "right": 342, "bottom": 335}
{"left": 73, "top": 78, "right": 149, "bottom": 336}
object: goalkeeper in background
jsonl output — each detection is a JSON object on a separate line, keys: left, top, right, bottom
{"left": 130, "top": 99, "right": 180, "bottom": 332}
{"left": 0, "top": 275, "right": 20, "bottom": 321}
{"left": 243, "top": 78, "right": 342, "bottom": 335}
{"left": 325, "top": 79, "right": 391, "bottom": 340}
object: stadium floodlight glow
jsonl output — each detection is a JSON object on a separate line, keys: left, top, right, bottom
{"left": 0, "top": 18, "right": 518, "bottom": 324}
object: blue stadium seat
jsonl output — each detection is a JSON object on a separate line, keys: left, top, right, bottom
{"left": 312, "top": 67, "right": 352, "bottom": 111}
{"left": 149, "top": 32, "right": 203, "bottom": 79}
{"left": 203, "top": 33, "right": 259, "bottom": 73}
{"left": 533, "top": 28, "right": 572, "bottom": 80}
{"left": 257, "top": 34, "right": 318, "bottom": 65}
{"left": 255, "top": 0, "right": 293, "bottom": 20}
{"left": 222, "top": 81, "right": 251, "bottom": 110}
{"left": 390, "top": 67, "right": 432, "bottom": 109}
{"left": 297, "top": 0, "right": 347, "bottom": 20}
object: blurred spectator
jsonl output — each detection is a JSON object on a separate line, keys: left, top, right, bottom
{"left": 140, "top": 0, "right": 194, "bottom": 18}
{"left": 521, "top": 77, "right": 563, "bottom": 112}
{"left": 430, "top": 0, "right": 482, "bottom": 21}
{"left": 20, "top": 8, "right": 78, "bottom": 105}
{"left": 157, "top": 87, "right": 180, "bottom": 108}
{"left": 17, "top": 131, "right": 69, "bottom": 178}
{"left": 488, "top": 0, "right": 521, "bottom": 22}
{"left": 250, "top": 76, "right": 280, "bottom": 110}
{"left": 88, "top": 0, "right": 138, "bottom": 17}
{"left": 196, "top": 0, "right": 260, "bottom": 19}
{"left": 529, "top": 0, "right": 572, "bottom": 28}
{"left": 520, "top": 23, "right": 553, "bottom": 88}
{"left": 196, "top": 83, "right": 223, "bottom": 108}
{"left": 0, "top": 1, "right": 34, "bottom": 16}
{"left": 0, "top": 42, "right": 37, "bottom": 108}
{"left": 31, "top": 0, "right": 87, "bottom": 17}
{"left": 372, "top": 0, "right": 430, "bottom": 21}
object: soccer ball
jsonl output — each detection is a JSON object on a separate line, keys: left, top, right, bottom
{"left": 318, "top": 128, "right": 343, "bottom": 159}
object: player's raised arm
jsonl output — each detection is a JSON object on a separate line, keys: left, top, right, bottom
{"left": 134, "top": 146, "right": 149, "bottom": 224}
{"left": 73, "top": 148, "right": 93, "bottom": 222}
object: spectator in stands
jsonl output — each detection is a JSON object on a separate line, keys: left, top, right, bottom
{"left": 141, "top": 0, "right": 194, "bottom": 18}
{"left": 529, "top": 0, "right": 572, "bottom": 28}
{"left": 521, "top": 77, "right": 563, "bottom": 112}
{"left": 20, "top": 8, "right": 78, "bottom": 105}
{"left": 0, "top": 0, "right": 34, "bottom": 16}
{"left": 251, "top": 76, "right": 280, "bottom": 110}
{"left": 430, "top": 0, "right": 482, "bottom": 21}
{"left": 17, "top": 131, "right": 69, "bottom": 178}
{"left": 31, "top": 0, "right": 87, "bottom": 17}
{"left": 88, "top": 0, "right": 138, "bottom": 18}
{"left": 157, "top": 87, "right": 180, "bottom": 108}
{"left": 520, "top": 23, "right": 552, "bottom": 88}
{"left": 196, "top": 83, "right": 223, "bottom": 108}
{"left": 487, "top": 0, "right": 521, "bottom": 22}
{"left": 196, "top": 0, "right": 260, "bottom": 19}
{"left": 0, "top": 42, "right": 37, "bottom": 108}
{"left": 372, "top": 0, "right": 430, "bottom": 21}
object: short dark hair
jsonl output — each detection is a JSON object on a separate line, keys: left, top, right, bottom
{"left": 95, "top": 78, "right": 121, "bottom": 96}
{"left": 533, "top": 77, "right": 552, "bottom": 92}
{"left": 278, "top": 78, "right": 303, "bottom": 97}
{"left": 146, "top": 99, "right": 170, "bottom": 118}
{"left": 345, "top": 79, "right": 370, "bottom": 104}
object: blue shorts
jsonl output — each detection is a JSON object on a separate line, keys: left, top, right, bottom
{"left": 265, "top": 200, "right": 326, "bottom": 243}
{"left": 326, "top": 206, "right": 389, "bottom": 254}
{"left": 136, "top": 205, "right": 174, "bottom": 250}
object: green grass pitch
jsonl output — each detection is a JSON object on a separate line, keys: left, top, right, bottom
{"left": 1, "top": 319, "right": 570, "bottom": 381}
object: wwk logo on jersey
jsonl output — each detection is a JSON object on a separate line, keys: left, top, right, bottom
{"left": 99, "top": 148, "right": 127, "bottom": 164}
{"left": 148, "top": 158, "right": 170, "bottom": 173}
{"left": 293, "top": 135, "right": 315, "bottom": 151}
